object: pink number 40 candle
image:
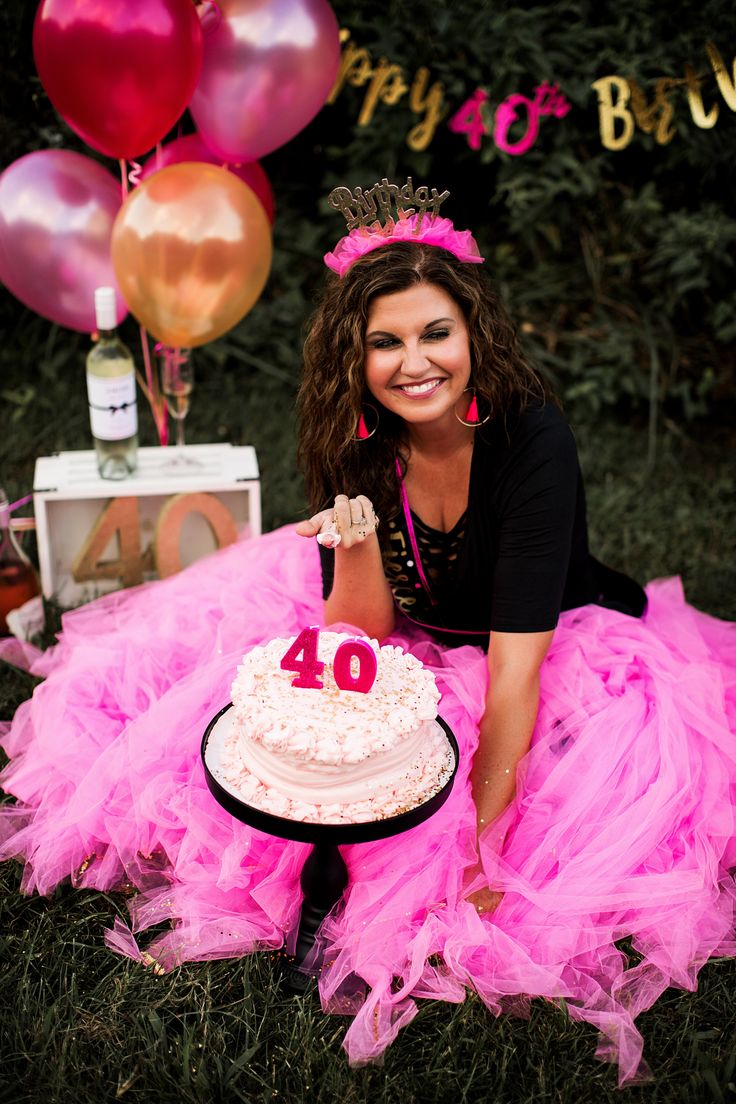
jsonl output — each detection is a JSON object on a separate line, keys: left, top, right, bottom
{"left": 332, "top": 637, "right": 377, "bottom": 693}
{"left": 280, "top": 626, "right": 325, "bottom": 688}
{"left": 280, "top": 627, "right": 377, "bottom": 693}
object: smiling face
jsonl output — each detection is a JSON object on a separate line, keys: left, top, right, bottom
{"left": 363, "top": 283, "right": 472, "bottom": 432}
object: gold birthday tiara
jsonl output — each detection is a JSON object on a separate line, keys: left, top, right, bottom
{"left": 327, "top": 177, "right": 451, "bottom": 232}
{"left": 323, "top": 177, "right": 484, "bottom": 276}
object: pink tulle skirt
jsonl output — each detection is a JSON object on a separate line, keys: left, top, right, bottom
{"left": 1, "top": 525, "right": 734, "bottom": 1084}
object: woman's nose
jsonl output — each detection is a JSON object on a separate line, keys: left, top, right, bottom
{"left": 401, "top": 343, "right": 430, "bottom": 375}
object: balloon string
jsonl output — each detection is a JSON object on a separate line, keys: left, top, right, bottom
{"left": 140, "top": 328, "right": 168, "bottom": 447}
{"left": 8, "top": 494, "right": 33, "bottom": 513}
{"left": 118, "top": 159, "right": 129, "bottom": 201}
{"left": 117, "top": 164, "right": 165, "bottom": 443}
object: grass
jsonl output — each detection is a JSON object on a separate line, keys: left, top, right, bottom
{"left": 2, "top": 860, "right": 735, "bottom": 1104}
{"left": 575, "top": 416, "right": 735, "bottom": 621}
{"left": 1, "top": 301, "right": 735, "bottom": 1102}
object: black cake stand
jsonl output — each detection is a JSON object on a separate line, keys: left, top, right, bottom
{"left": 201, "top": 703, "right": 459, "bottom": 990}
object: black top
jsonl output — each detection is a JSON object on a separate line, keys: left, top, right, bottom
{"left": 319, "top": 400, "right": 646, "bottom": 650}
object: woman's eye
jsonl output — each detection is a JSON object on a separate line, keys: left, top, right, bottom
{"left": 368, "top": 330, "right": 449, "bottom": 350}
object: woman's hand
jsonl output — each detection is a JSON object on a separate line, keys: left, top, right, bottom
{"left": 297, "top": 494, "right": 393, "bottom": 639}
{"left": 296, "top": 494, "right": 379, "bottom": 550}
{"left": 467, "top": 885, "right": 504, "bottom": 915}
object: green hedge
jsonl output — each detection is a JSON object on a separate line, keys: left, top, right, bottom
{"left": 1, "top": 0, "right": 735, "bottom": 427}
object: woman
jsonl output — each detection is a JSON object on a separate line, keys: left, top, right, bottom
{"left": 0, "top": 194, "right": 733, "bottom": 1084}
{"left": 295, "top": 224, "right": 646, "bottom": 911}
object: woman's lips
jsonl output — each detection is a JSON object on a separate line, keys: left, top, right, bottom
{"left": 394, "top": 378, "right": 446, "bottom": 399}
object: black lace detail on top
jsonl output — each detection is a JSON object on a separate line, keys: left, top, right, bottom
{"left": 382, "top": 510, "right": 467, "bottom": 616}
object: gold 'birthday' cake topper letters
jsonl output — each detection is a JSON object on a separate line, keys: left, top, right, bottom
{"left": 328, "top": 178, "right": 450, "bottom": 232}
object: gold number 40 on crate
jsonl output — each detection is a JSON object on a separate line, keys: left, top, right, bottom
{"left": 72, "top": 493, "right": 239, "bottom": 588}
{"left": 34, "top": 444, "right": 261, "bottom": 606}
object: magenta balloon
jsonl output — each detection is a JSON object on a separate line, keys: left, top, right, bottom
{"left": 189, "top": 0, "right": 341, "bottom": 162}
{"left": 140, "top": 134, "right": 276, "bottom": 223}
{"left": 33, "top": 0, "right": 203, "bottom": 160}
{"left": 0, "top": 150, "right": 127, "bottom": 333}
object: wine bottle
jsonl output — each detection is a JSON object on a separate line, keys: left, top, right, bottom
{"left": 0, "top": 488, "right": 40, "bottom": 636}
{"left": 86, "top": 287, "right": 138, "bottom": 479}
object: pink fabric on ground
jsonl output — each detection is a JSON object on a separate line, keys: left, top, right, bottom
{"left": 0, "top": 525, "right": 734, "bottom": 1085}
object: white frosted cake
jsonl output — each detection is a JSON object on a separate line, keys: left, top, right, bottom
{"left": 213, "top": 631, "right": 454, "bottom": 824}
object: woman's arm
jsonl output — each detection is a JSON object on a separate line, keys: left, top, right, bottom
{"left": 466, "top": 629, "right": 553, "bottom": 910}
{"left": 467, "top": 406, "right": 576, "bottom": 904}
{"left": 296, "top": 493, "right": 396, "bottom": 640}
{"left": 471, "top": 629, "right": 553, "bottom": 836}
{"left": 325, "top": 535, "right": 395, "bottom": 638}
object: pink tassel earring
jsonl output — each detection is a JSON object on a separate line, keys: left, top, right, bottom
{"left": 354, "top": 403, "right": 379, "bottom": 440}
{"left": 454, "top": 387, "right": 490, "bottom": 428}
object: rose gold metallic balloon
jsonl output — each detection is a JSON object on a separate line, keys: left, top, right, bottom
{"left": 0, "top": 149, "right": 126, "bottom": 332}
{"left": 189, "top": 0, "right": 340, "bottom": 162}
{"left": 111, "top": 163, "right": 272, "bottom": 348}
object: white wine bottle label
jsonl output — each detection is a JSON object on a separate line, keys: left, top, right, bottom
{"left": 86, "top": 371, "right": 138, "bottom": 441}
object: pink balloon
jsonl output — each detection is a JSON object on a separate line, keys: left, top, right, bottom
{"left": 33, "top": 0, "right": 203, "bottom": 160}
{"left": 189, "top": 0, "right": 341, "bottom": 162}
{"left": 140, "top": 134, "right": 276, "bottom": 224}
{"left": 0, "top": 150, "right": 127, "bottom": 333}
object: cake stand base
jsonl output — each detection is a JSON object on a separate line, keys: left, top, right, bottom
{"left": 201, "top": 705, "right": 458, "bottom": 993}
{"left": 280, "top": 841, "right": 349, "bottom": 992}
{"left": 294, "top": 841, "right": 348, "bottom": 965}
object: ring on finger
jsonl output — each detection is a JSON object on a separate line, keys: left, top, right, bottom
{"left": 316, "top": 529, "right": 341, "bottom": 548}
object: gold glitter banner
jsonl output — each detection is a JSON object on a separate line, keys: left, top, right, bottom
{"left": 327, "top": 30, "right": 734, "bottom": 157}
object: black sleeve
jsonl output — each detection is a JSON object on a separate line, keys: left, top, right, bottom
{"left": 489, "top": 404, "right": 579, "bottom": 633}
{"left": 318, "top": 542, "right": 335, "bottom": 600}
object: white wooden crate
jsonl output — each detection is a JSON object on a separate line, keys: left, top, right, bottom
{"left": 33, "top": 444, "right": 261, "bottom": 607}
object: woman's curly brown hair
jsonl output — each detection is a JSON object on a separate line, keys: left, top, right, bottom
{"left": 297, "top": 241, "right": 551, "bottom": 525}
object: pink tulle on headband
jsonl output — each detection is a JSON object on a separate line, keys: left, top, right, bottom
{"left": 324, "top": 214, "right": 485, "bottom": 276}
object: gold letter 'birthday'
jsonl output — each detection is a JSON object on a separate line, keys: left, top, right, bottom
{"left": 328, "top": 178, "right": 450, "bottom": 231}
{"left": 593, "top": 42, "right": 734, "bottom": 151}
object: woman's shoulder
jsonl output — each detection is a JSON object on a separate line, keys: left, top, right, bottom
{"left": 480, "top": 396, "right": 575, "bottom": 460}
{"left": 473, "top": 396, "right": 581, "bottom": 509}
{"left": 512, "top": 394, "right": 570, "bottom": 434}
